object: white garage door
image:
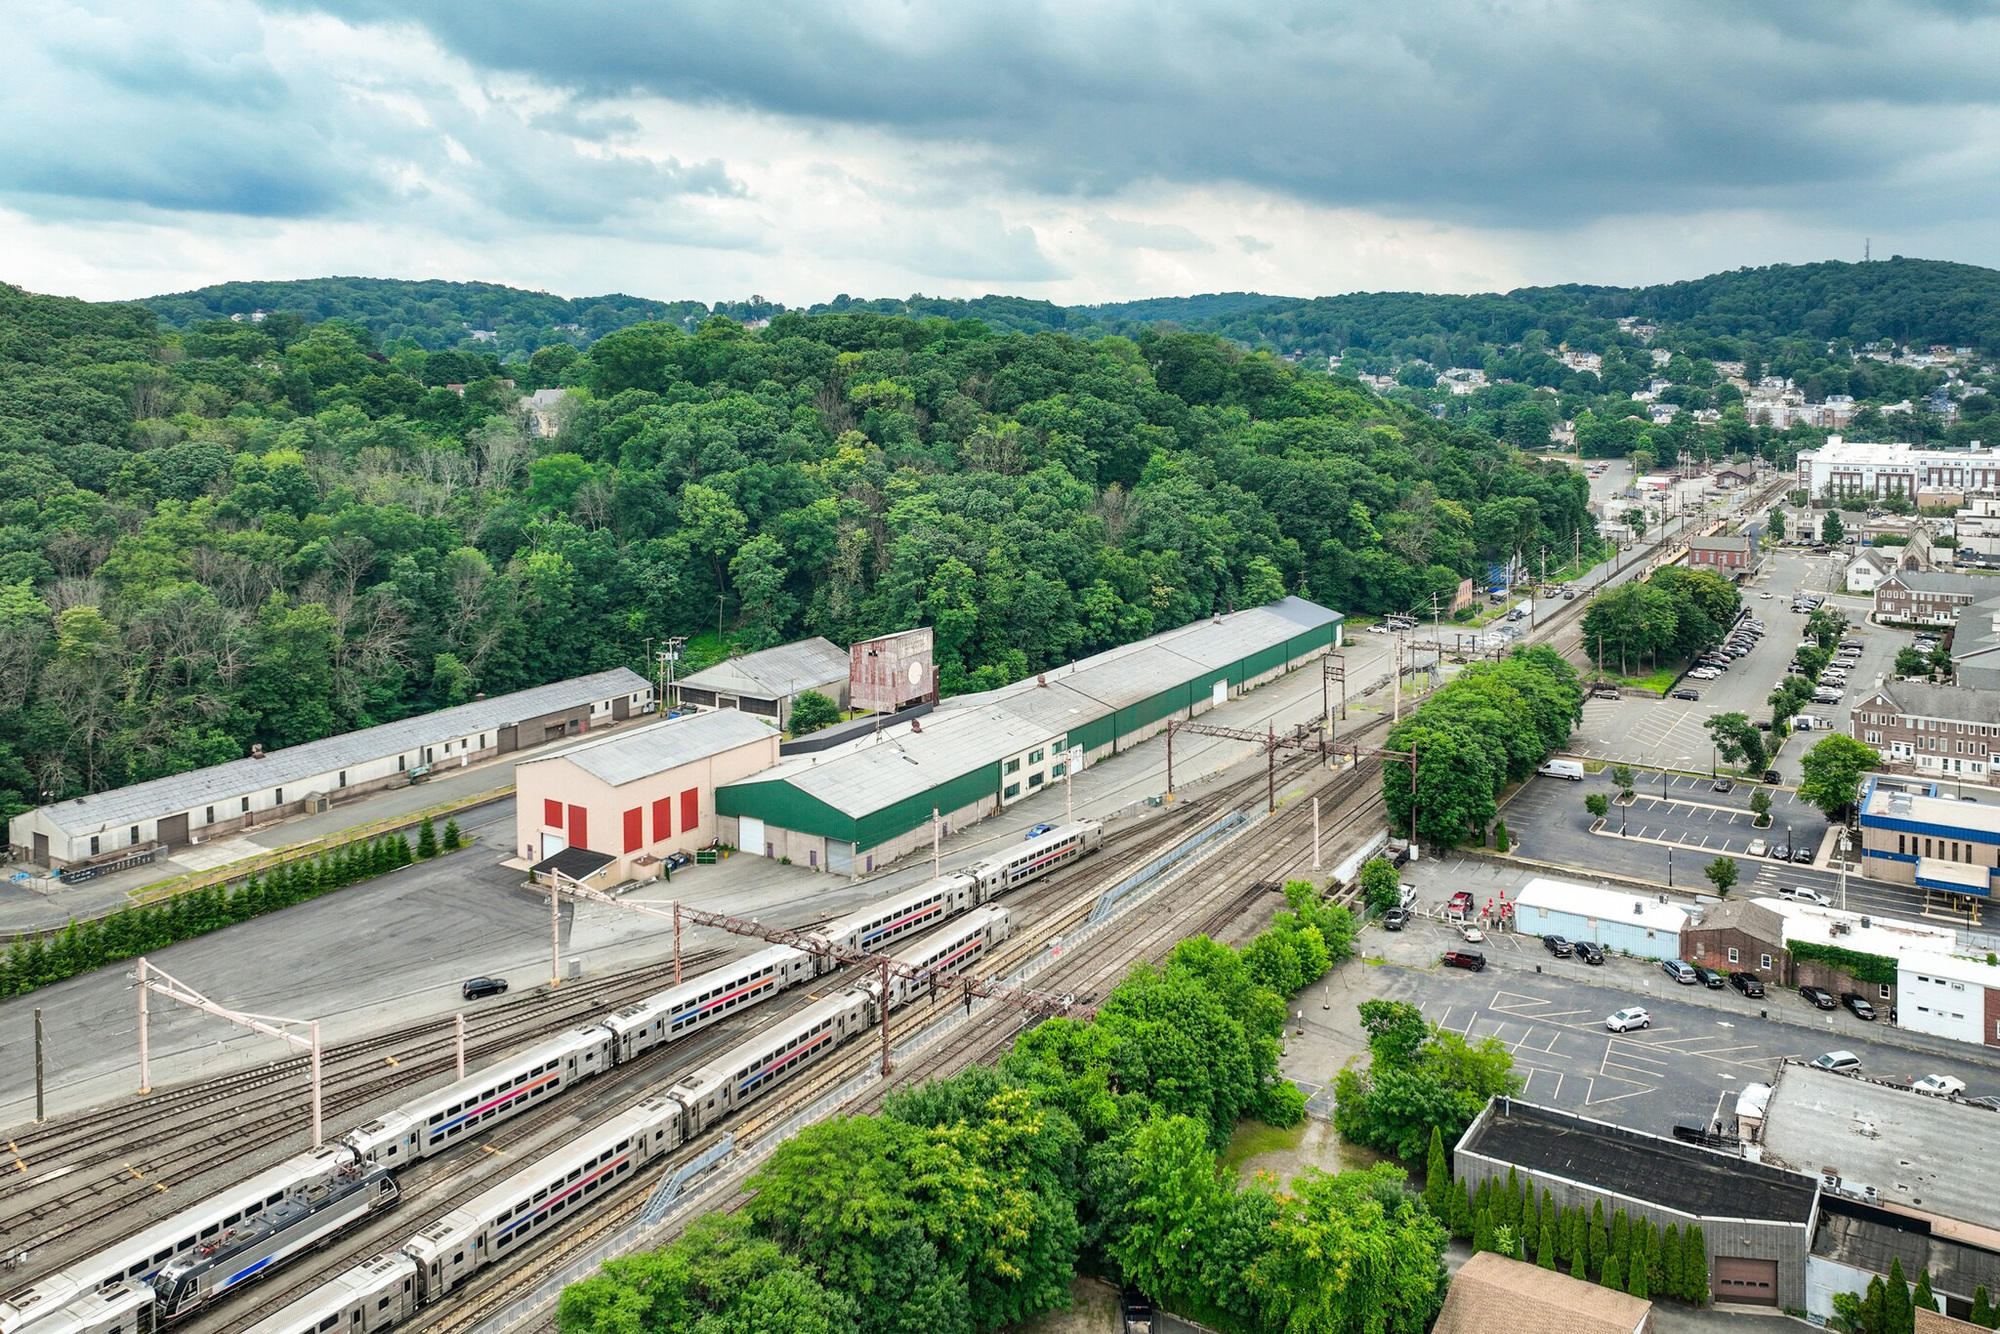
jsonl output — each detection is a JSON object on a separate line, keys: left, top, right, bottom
{"left": 739, "top": 816, "right": 767, "bottom": 857}
{"left": 1211, "top": 679, "right": 1227, "bottom": 706}
{"left": 541, "top": 832, "right": 567, "bottom": 861}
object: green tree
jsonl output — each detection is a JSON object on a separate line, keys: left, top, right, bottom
{"left": 416, "top": 817, "right": 438, "bottom": 859}
{"left": 1601, "top": 1250, "right": 1625, "bottom": 1293}
{"left": 1450, "top": 1178, "right": 1472, "bottom": 1240}
{"left": 1969, "top": 1284, "right": 1993, "bottom": 1327}
{"left": 1422, "top": 1126, "right": 1450, "bottom": 1220}
{"left": 1359, "top": 856, "right": 1403, "bottom": 915}
{"left": 1493, "top": 818, "right": 1510, "bottom": 853}
{"left": 1705, "top": 711, "right": 1767, "bottom": 771}
{"left": 1885, "top": 1257, "right": 1913, "bottom": 1334}
{"left": 1661, "top": 1222, "right": 1684, "bottom": 1299}
{"left": 1799, "top": 734, "right": 1881, "bottom": 819}
{"left": 1538, "top": 1224, "right": 1557, "bottom": 1270}
{"left": 1768, "top": 507, "right": 1786, "bottom": 541}
{"left": 1913, "top": 1267, "right": 1939, "bottom": 1318}
{"left": 1589, "top": 1199, "right": 1608, "bottom": 1276}
{"left": 788, "top": 690, "right": 841, "bottom": 736}
{"left": 1249, "top": 1163, "right": 1450, "bottom": 1334}
{"left": 1611, "top": 763, "right": 1635, "bottom": 802}
{"left": 1704, "top": 856, "right": 1739, "bottom": 896}
{"left": 1585, "top": 792, "right": 1609, "bottom": 821}
{"left": 1750, "top": 788, "right": 1772, "bottom": 825}
{"left": 1824, "top": 510, "right": 1846, "bottom": 544}
{"left": 1683, "top": 1223, "right": 1709, "bottom": 1303}
{"left": 1610, "top": 1208, "right": 1629, "bottom": 1263}
{"left": 443, "top": 818, "right": 463, "bottom": 851}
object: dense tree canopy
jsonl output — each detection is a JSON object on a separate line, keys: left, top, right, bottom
{"left": 0, "top": 280, "right": 1594, "bottom": 824}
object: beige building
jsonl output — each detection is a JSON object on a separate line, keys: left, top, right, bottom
{"left": 673, "top": 636, "right": 851, "bottom": 728}
{"left": 513, "top": 709, "right": 780, "bottom": 886}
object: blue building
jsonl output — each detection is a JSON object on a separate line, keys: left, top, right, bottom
{"left": 1512, "top": 876, "right": 1694, "bottom": 960}
{"left": 1856, "top": 773, "right": 2000, "bottom": 900}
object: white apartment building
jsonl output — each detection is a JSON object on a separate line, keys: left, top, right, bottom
{"left": 1959, "top": 496, "right": 2000, "bottom": 561}
{"left": 1797, "top": 436, "right": 2000, "bottom": 500}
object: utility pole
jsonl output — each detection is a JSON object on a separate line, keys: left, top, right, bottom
{"left": 931, "top": 807, "right": 941, "bottom": 880}
{"left": 1312, "top": 797, "right": 1322, "bottom": 871}
{"left": 455, "top": 1013, "right": 466, "bottom": 1080}
{"left": 1393, "top": 637, "right": 1404, "bottom": 723}
{"left": 34, "top": 1007, "right": 45, "bottom": 1122}
{"left": 134, "top": 958, "right": 325, "bottom": 1146}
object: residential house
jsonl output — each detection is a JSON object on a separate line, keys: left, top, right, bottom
{"left": 1431, "top": 1251, "right": 1650, "bottom": 1334}
{"left": 1680, "top": 898, "right": 1788, "bottom": 981}
{"left": 1846, "top": 548, "right": 1898, "bottom": 594}
{"left": 1874, "top": 570, "right": 1990, "bottom": 626}
{"left": 520, "top": 387, "right": 571, "bottom": 438}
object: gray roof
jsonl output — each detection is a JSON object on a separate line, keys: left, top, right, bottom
{"left": 676, "top": 637, "right": 848, "bottom": 701}
{"left": 1686, "top": 897, "right": 1786, "bottom": 945}
{"left": 1881, "top": 570, "right": 1991, "bottom": 596}
{"left": 521, "top": 709, "right": 775, "bottom": 787}
{"left": 1688, "top": 534, "right": 1753, "bottom": 552}
{"left": 1762, "top": 1061, "right": 2000, "bottom": 1231}
{"left": 738, "top": 598, "right": 1340, "bottom": 819}
{"left": 1869, "top": 679, "right": 2000, "bottom": 726}
{"left": 31, "top": 668, "right": 650, "bottom": 835}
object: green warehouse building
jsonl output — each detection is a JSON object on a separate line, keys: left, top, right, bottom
{"left": 715, "top": 596, "right": 1341, "bottom": 875}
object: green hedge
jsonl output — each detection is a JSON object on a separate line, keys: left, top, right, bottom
{"left": 1790, "top": 939, "right": 1898, "bottom": 986}
{"left": 1, "top": 833, "right": 418, "bottom": 998}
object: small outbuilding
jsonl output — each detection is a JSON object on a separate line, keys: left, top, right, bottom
{"left": 1512, "top": 877, "right": 1693, "bottom": 960}
{"left": 673, "top": 637, "right": 851, "bottom": 728}
{"left": 1431, "top": 1251, "right": 1650, "bottom": 1334}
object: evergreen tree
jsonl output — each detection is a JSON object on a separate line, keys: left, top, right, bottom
{"left": 1423, "top": 1127, "right": 1450, "bottom": 1220}
{"left": 1541, "top": 1189, "right": 1556, "bottom": 1244}
{"left": 1601, "top": 1251, "right": 1625, "bottom": 1294}
{"left": 1504, "top": 1167, "right": 1521, "bottom": 1228}
{"left": 1538, "top": 1225, "right": 1557, "bottom": 1270}
{"left": 1683, "top": 1224, "right": 1709, "bottom": 1303}
{"left": 1611, "top": 1208, "right": 1630, "bottom": 1263}
{"left": 1589, "top": 1199, "right": 1609, "bottom": 1277}
{"left": 1629, "top": 1253, "right": 1650, "bottom": 1301}
{"left": 395, "top": 833, "right": 414, "bottom": 866}
{"left": 443, "top": 817, "right": 463, "bottom": 851}
{"left": 1971, "top": 1285, "right": 1994, "bottom": 1328}
{"left": 1450, "top": 1179, "right": 1472, "bottom": 1240}
{"left": 417, "top": 817, "right": 439, "bottom": 859}
{"left": 1914, "top": 1267, "right": 1939, "bottom": 1317}
{"left": 1475, "top": 1177, "right": 1491, "bottom": 1221}
{"left": 1523, "top": 1185, "right": 1540, "bottom": 1244}
{"left": 1474, "top": 1208, "right": 1494, "bottom": 1254}
{"left": 1553, "top": 1206, "right": 1573, "bottom": 1262}
{"left": 1886, "top": 1257, "right": 1913, "bottom": 1334}
{"left": 1862, "top": 1277, "right": 1888, "bottom": 1334}
{"left": 1571, "top": 1231, "right": 1589, "bottom": 1280}
{"left": 1570, "top": 1207, "right": 1587, "bottom": 1270}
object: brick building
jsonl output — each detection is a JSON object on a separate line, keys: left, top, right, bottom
{"left": 1681, "top": 898, "right": 1788, "bottom": 979}
{"left": 1851, "top": 681, "right": 2000, "bottom": 785}
{"left": 1874, "top": 571, "right": 1990, "bottom": 627}
{"left": 1685, "top": 534, "right": 1757, "bottom": 575}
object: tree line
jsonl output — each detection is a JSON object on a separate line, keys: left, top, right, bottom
{"left": 555, "top": 883, "right": 1472, "bottom": 1334}
{"left": 0, "top": 279, "right": 1593, "bottom": 827}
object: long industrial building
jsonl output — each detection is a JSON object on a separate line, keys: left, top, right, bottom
{"left": 9, "top": 668, "right": 654, "bottom": 870}
{"left": 715, "top": 597, "right": 1341, "bottom": 874}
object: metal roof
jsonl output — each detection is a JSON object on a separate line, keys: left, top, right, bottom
{"left": 739, "top": 597, "right": 1340, "bottom": 819}
{"left": 31, "top": 668, "right": 650, "bottom": 835}
{"left": 520, "top": 709, "right": 775, "bottom": 787}
{"left": 1516, "top": 876, "right": 1693, "bottom": 933}
{"left": 676, "top": 637, "right": 848, "bottom": 701}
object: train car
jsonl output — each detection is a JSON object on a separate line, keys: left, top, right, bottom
{"left": 152, "top": 1166, "right": 398, "bottom": 1320}
{"left": 0, "top": 1146, "right": 349, "bottom": 1334}
{"left": 15, "top": 1285, "right": 153, "bottom": 1334}
{"left": 964, "top": 820, "right": 1103, "bottom": 901}
{"left": 237, "top": 1253, "right": 416, "bottom": 1334}
{"left": 600, "top": 944, "right": 815, "bottom": 1063}
{"left": 344, "top": 1023, "right": 614, "bottom": 1167}
{"left": 400, "top": 1096, "right": 681, "bottom": 1303}
{"left": 669, "top": 990, "right": 871, "bottom": 1136}
{"left": 871, "top": 906, "right": 1013, "bottom": 1010}
{"left": 810, "top": 875, "right": 978, "bottom": 966}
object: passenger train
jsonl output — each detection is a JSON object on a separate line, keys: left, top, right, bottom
{"left": 0, "top": 821, "right": 1098, "bottom": 1334}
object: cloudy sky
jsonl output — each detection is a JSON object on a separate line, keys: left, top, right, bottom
{"left": 8, "top": 1, "right": 2000, "bottom": 306}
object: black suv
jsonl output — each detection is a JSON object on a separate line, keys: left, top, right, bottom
{"left": 1573, "top": 941, "right": 1605, "bottom": 965}
{"left": 462, "top": 975, "right": 509, "bottom": 1000}
{"left": 1730, "top": 971, "right": 1766, "bottom": 998}
{"left": 1542, "top": 934, "right": 1573, "bottom": 958}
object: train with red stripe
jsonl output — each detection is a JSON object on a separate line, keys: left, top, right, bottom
{"left": 240, "top": 906, "right": 1014, "bottom": 1334}
{"left": 2, "top": 822, "right": 1091, "bottom": 1334}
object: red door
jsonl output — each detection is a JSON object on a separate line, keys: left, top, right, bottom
{"left": 567, "top": 805, "right": 589, "bottom": 850}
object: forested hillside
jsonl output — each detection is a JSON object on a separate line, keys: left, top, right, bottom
{"left": 0, "top": 283, "right": 1590, "bottom": 822}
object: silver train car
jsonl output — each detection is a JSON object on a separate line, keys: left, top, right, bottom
{"left": 235, "top": 1253, "right": 414, "bottom": 1334}
{"left": 599, "top": 944, "right": 816, "bottom": 1062}
{"left": 15, "top": 1285, "right": 152, "bottom": 1334}
{"left": 153, "top": 1166, "right": 397, "bottom": 1320}
{"left": 343, "top": 1024, "right": 612, "bottom": 1168}
{"left": 961, "top": 820, "right": 1102, "bottom": 899}
{"left": 668, "top": 990, "right": 872, "bottom": 1136}
{"left": 812, "top": 876, "right": 978, "bottom": 959}
{"left": 869, "top": 905, "right": 1013, "bottom": 1010}
{"left": 0, "top": 1147, "right": 348, "bottom": 1334}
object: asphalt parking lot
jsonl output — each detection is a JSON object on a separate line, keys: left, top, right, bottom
{"left": 1325, "top": 910, "right": 2000, "bottom": 1137}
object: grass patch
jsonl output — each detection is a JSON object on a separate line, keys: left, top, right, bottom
{"left": 1221, "top": 1119, "right": 1307, "bottom": 1173}
{"left": 1614, "top": 666, "right": 1679, "bottom": 693}
{"left": 1582, "top": 758, "right": 1609, "bottom": 773}
{"left": 1338, "top": 1139, "right": 1395, "bottom": 1172}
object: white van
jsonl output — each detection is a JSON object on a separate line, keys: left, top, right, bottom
{"left": 1538, "top": 759, "right": 1585, "bottom": 781}
{"left": 1794, "top": 714, "right": 1828, "bottom": 731}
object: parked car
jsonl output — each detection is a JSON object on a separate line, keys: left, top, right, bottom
{"left": 1447, "top": 889, "right": 1474, "bottom": 916}
{"left": 1692, "top": 964, "right": 1727, "bottom": 989}
{"left": 1730, "top": 971, "right": 1766, "bottom": 998}
{"left": 1746, "top": 838, "right": 1768, "bottom": 857}
{"left": 1842, "top": 993, "right": 1878, "bottom": 1021}
{"left": 1800, "top": 985, "right": 1837, "bottom": 1009}
{"left": 1811, "top": 1050, "right": 1861, "bottom": 1073}
{"left": 1461, "top": 925, "right": 1486, "bottom": 942}
{"left": 1779, "top": 885, "right": 1830, "bottom": 905}
{"left": 1121, "top": 1288, "right": 1155, "bottom": 1334}
{"left": 1763, "top": 769, "right": 1783, "bottom": 784}
{"left": 1912, "top": 1074, "right": 1968, "bottom": 1098}
{"left": 1712, "top": 778, "right": 1734, "bottom": 793}
{"left": 1542, "top": 934, "right": 1573, "bottom": 958}
{"left": 462, "top": 975, "right": 509, "bottom": 1000}
{"left": 1441, "top": 950, "right": 1486, "bottom": 971}
{"left": 1661, "top": 959, "right": 1698, "bottom": 984}
{"left": 1025, "top": 823, "right": 1056, "bottom": 839}
{"left": 1792, "top": 846, "right": 1816, "bottom": 863}
{"left": 1606, "top": 1007, "right": 1652, "bottom": 1033}
{"left": 1670, "top": 688, "right": 1702, "bottom": 701}
{"left": 1382, "top": 907, "right": 1409, "bottom": 931}
{"left": 1769, "top": 842, "right": 1792, "bottom": 859}
{"left": 1572, "top": 941, "right": 1605, "bottom": 965}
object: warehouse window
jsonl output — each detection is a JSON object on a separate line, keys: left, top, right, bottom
{"left": 1727, "top": 947, "right": 1739, "bottom": 964}
{"left": 399, "top": 755, "right": 407, "bottom": 771}
{"left": 1029, "top": 748, "right": 1043, "bottom": 764}
{"left": 1051, "top": 763, "right": 1066, "bottom": 778}
{"left": 1005, "top": 759, "right": 1020, "bottom": 775}
{"left": 338, "top": 770, "right": 347, "bottom": 788}
{"left": 90, "top": 835, "right": 100, "bottom": 855}
{"left": 1029, "top": 773, "right": 1044, "bottom": 789}
{"left": 623, "top": 808, "right": 643, "bottom": 854}
{"left": 1004, "top": 783, "right": 1020, "bottom": 798}
{"left": 481, "top": 734, "right": 489, "bottom": 749}
{"left": 275, "top": 788, "right": 283, "bottom": 805}
{"left": 1761, "top": 954, "right": 1773, "bottom": 970}
{"left": 205, "top": 806, "right": 215, "bottom": 825}
{"left": 680, "top": 788, "right": 699, "bottom": 833}
{"left": 545, "top": 800, "right": 563, "bottom": 829}
{"left": 652, "top": 798, "right": 672, "bottom": 842}
{"left": 129, "top": 825, "right": 139, "bottom": 845}
{"left": 241, "top": 797, "right": 251, "bottom": 814}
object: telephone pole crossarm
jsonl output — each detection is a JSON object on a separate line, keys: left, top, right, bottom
{"left": 134, "top": 958, "right": 325, "bottom": 1146}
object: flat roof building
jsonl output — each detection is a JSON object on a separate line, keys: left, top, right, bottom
{"left": 673, "top": 637, "right": 850, "bottom": 729}
{"left": 1856, "top": 774, "right": 2000, "bottom": 897}
{"left": 9, "top": 669, "right": 654, "bottom": 871}
{"left": 513, "top": 709, "right": 780, "bottom": 887}
{"left": 716, "top": 597, "right": 1341, "bottom": 875}
{"left": 1512, "top": 877, "right": 1694, "bottom": 961}
{"left": 1456, "top": 1098, "right": 1820, "bottom": 1310}
{"left": 1798, "top": 437, "right": 2000, "bottom": 501}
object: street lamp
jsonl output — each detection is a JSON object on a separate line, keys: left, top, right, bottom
{"left": 1836, "top": 829, "right": 1851, "bottom": 911}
